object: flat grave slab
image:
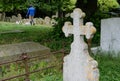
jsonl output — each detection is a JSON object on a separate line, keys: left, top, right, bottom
{"left": 0, "top": 30, "right": 24, "bottom": 34}
{"left": 0, "top": 42, "right": 55, "bottom": 64}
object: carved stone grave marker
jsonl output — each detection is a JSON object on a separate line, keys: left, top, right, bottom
{"left": 101, "top": 18, "right": 120, "bottom": 55}
{"left": 62, "top": 8, "right": 99, "bottom": 81}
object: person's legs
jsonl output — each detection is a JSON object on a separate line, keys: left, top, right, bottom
{"left": 29, "top": 16, "right": 35, "bottom": 25}
{"left": 31, "top": 16, "right": 35, "bottom": 25}
{"left": 29, "top": 16, "right": 32, "bottom": 25}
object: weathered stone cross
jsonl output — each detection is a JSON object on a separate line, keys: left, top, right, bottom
{"left": 62, "top": 8, "right": 99, "bottom": 81}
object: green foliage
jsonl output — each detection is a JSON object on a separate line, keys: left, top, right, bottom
{"left": 0, "top": 0, "right": 26, "bottom": 12}
{"left": 61, "top": 0, "right": 75, "bottom": 12}
{"left": 0, "top": 22, "right": 52, "bottom": 44}
{"left": 94, "top": 54, "right": 120, "bottom": 81}
{"left": 25, "top": 0, "right": 51, "bottom": 11}
{"left": 0, "top": 0, "right": 75, "bottom": 16}
{"left": 0, "top": 63, "right": 25, "bottom": 81}
{"left": 0, "top": 60, "right": 62, "bottom": 81}
{"left": 51, "top": 17, "right": 72, "bottom": 40}
{"left": 83, "top": 0, "right": 88, "bottom": 3}
{"left": 70, "top": 0, "right": 77, "bottom": 4}
{"left": 98, "top": 0, "right": 119, "bottom": 12}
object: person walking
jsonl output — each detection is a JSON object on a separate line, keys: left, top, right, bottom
{"left": 26, "top": 5, "right": 35, "bottom": 25}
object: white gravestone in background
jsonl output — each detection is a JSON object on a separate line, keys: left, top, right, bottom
{"left": 101, "top": 18, "right": 120, "bottom": 54}
{"left": 62, "top": 8, "right": 99, "bottom": 81}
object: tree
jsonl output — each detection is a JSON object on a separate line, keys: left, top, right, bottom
{"left": 0, "top": 0, "right": 26, "bottom": 12}
{"left": 98, "top": 0, "right": 119, "bottom": 12}
{"left": 117, "top": 0, "right": 120, "bottom": 4}
{"left": 0, "top": 0, "right": 76, "bottom": 17}
{"left": 75, "top": 0, "right": 98, "bottom": 18}
{"left": 50, "top": 0, "right": 75, "bottom": 17}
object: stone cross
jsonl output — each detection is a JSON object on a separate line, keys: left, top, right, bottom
{"left": 62, "top": 8, "right": 99, "bottom": 81}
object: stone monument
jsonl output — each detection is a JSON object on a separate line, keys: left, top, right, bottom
{"left": 44, "top": 16, "right": 51, "bottom": 25}
{"left": 1, "top": 12, "right": 5, "bottom": 21}
{"left": 0, "top": 13, "right": 2, "bottom": 21}
{"left": 16, "top": 13, "right": 22, "bottom": 24}
{"left": 0, "top": 42, "right": 56, "bottom": 63}
{"left": 62, "top": 8, "right": 99, "bottom": 81}
{"left": 101, "top": 18, "right": 120, "bottom": 54}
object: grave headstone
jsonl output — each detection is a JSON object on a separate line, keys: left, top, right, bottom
{"left": 65, "top": 13, "right": 71, "bottom": 17}
{"left": 101, "top": 18, "right": 120, "bottom": 55}
{"left": 4, "top": 17, "right": 11, "bottom": 22}
{"left": 34, "top": 18, "right": 39, "bottom": 24}
{"left": 0, "top": 13, "right": 2, "bottom": 21}
{"left": 17, "top": 14, "right": 22, "bottom": 21}
{"left": 39, "top": 18, "right": 44, "bottom": 25}
{"left": 22, "top": 19, "right": 30, "bottom": 25}
{"left": 10, "top": 15, "right": 18, "bottom": 22}
{"left": 16, "top": 14, "right": 22, "bottom": 24}
{"left": 62, "top": 8, "right": 99, "bottom": 81}
{"left": 44, "top": 16, "right": 51, "bottom": 25}
{"left": 51, "top": 19, "right": 57, "bottom": 26}
{"left": 1, "top": 12, "right": 5, "bottom": 21}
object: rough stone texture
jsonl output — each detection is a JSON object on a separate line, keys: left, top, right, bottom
{"left": 38, "top": 18, "right": 44, "bottom": 24}
{"left": 44, "top": 16, "right": 51, "bottom": 25}
{"left": 0, "top": 13, "right": 2, "bottom": 21}
{"left": 51, "top": 19, "right": 57, "bottom": 26}
{"left": 101, "top": 18, "right": 120, "bottom": 54}
{"left": 22, "top": 19, "right": 30, "bottom": 24}
{"left": 17, "top": 14, "right": 22, "bottom": 21}
{"left": 10, "top": 15, "right": 18, "bottom": 22}
{"left": 62, "top": 8, "right": 99, "bottom": 81}
{"left": 0, "top": 42, "right": 55, "bottom": 64}
{"left": 0, "top": 30, "right": 24, "bottom": 34}
{"left": 1, "top": 12, "right": 5, "bottom": 21}
{"left": 4, "top": 17, "right": 11, "bottom": 22}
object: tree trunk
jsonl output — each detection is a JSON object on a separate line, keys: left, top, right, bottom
{"left": 117, "top": 0, "right": 120, "bottom": 4}
{"left": 75, "top": 0, "right": 98, "bottom": 18}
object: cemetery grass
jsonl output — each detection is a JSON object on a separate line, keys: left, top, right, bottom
{"left": 0, "top": 22, "right": 120, "bottom": 81}
{"left": 0, "top": 22, "right": 53, "bottom": 45}
{"left": 0, "top": 22, "right": 64, "bottom": 81}
{"left": 94, "top": 54, "right": 120, "bottom": 81}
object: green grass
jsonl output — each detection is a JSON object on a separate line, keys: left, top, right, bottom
{"left": 94, "top": 54, "right": 120, "bottom": 81}
{"left": 0, "top": 22, "right": 120, "bottom": 81}
{"left": 0, "top": 22, "right": 71, "bottom": 51}
{"left": 0, "top": 60, "right": 62, "bottom": 81}
{"left": 0, "top": 22, "right": 63, "bottom": 81}
{"left": 0, "top": 22, "right": 53, "bottom": 44}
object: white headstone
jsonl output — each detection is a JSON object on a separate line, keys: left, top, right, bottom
{"left": 101, "top": 18, "right": 120, "bottom": 54}
{"left": 62, "top": 8, "right": 99, "bottom": 81}
{"left": 44, "top": 16, "right": 51, "bottom": 25}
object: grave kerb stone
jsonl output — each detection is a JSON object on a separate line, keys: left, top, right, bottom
{"left": 0, "top": 42, "right": 54, "bottom": 64}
